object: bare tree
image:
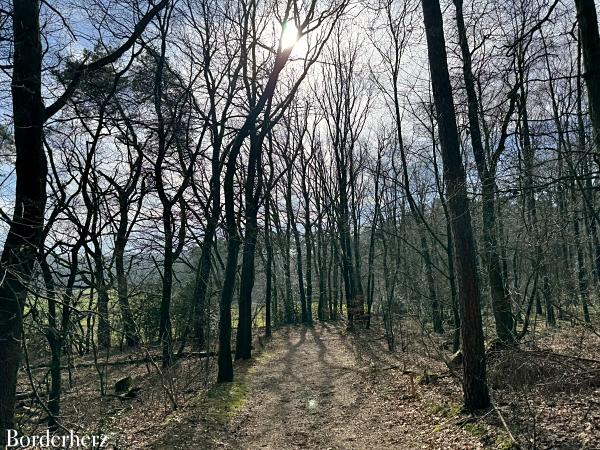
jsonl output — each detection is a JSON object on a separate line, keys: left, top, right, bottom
{"left": 0, "top": 1, "right": 167, "bottom": 441}
{"left": 421, "top": 0, "right": 490, "bottom": 410}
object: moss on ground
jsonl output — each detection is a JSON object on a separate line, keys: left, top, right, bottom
{"left": 462, "top": 422, "right": 487, "bottom": 438}
{"left": 151, "top": 348, "right": 274, "bottom": 449}
{"left": 192, "top": 349, "right": 273, "bottom": 424}
{"left": 426, "top": 401, "right": 462, "bottom": 419}
{"left": 425, "top": 401, "right": 503, "bottom": 445}
{"left": 200, "top": 379, "right": 250, "bottom": 423}
{"left": 495, "top": 433, "right": 519, "bottom": 450}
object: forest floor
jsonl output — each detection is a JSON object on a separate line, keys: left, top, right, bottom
{"left": 152, "top": 323, "right": 494, "bottom": 449}
{"left": 16, "top": 319, "right": 600, "bottom": 449}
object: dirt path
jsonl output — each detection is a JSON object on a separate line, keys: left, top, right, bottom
{"left": 217, "top": 323, "right": 483, "bottom": 449}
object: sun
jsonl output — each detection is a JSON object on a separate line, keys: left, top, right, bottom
{"left": 280, "top": 21, "right": 299, "bottom": 50}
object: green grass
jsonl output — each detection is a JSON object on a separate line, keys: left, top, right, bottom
{"left": 198, "top": 379, "right": 250, "bottom": 423}
{"left": 426, "top": 401, "right": 462, "bottom": 419}
{"left": 495, "top": 434, "right": 519, "bottom": 450}
{"left": 462, "top": 422, "right": 487, "bottom": 439}
{"left": 190, "top": 349, "right": 273, "bottom": 424}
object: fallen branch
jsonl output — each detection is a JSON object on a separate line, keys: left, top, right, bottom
{"left": 494, "top": 404, "right": 520, "bottom": 449}
{"left": 28, "top": 351, "right": 219, "bottom": 371}
{"left": 527, "top": 350, "right": 600, "bottom": 366}
{"left": 15, "top": 391, "right": 36, "bottom": 401}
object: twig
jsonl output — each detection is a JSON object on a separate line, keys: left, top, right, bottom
{"left": 20, "top": 318, "right": 69, "bottom": 433}
{"left": 494, "top": 404, "right": 520, "bottom": 449}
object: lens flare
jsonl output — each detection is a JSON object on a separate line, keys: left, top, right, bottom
{"left": 280, "top": 21, "right": 298, "bottom": 50}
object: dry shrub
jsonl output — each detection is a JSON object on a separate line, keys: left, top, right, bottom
{"left": 487, "top": 349, "right": 600, "bottom": 393}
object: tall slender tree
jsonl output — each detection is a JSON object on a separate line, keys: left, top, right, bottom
{"left": 453, "top": 0, "right": 515, "bottom": 344}
{"left": 421, "top": 0, "right": 490, "bottom": 409}
{"left": 575, "top": 0, "right": 600, "bottom": 153}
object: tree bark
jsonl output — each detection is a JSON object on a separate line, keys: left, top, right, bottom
{"left": 115, "top": 196, "right": 140, "bottom": 347}
{"left": 159, "top": 208, "right": 175, "bottom": 367}
{"left": 94, "top": 247, "right": 111, "bottom": 349}
{"left": 236, "top": 128, "right": 265, "bottom": 360}
{"left": 265, "top": 198, "right": 273, "bottom": 337}
{"left": 0, "top": 2, "right": 45, "bottom": 442}
{"left": 287, "top": 177, "right": 308, "bottom": 324}
{"left": 421, "top": 0, "right": 490, "bottom": 410}
{"left": 302, "top": 169, "right": 314, "bottom": 324}
{"left": 366, "top": 149, "right": 382, "bottom": 329}
{"left": 575, "top": 0, "right": 600, "bottom": 154}
{"left": 454, "top": 0, "right": 514, "bottom": 344}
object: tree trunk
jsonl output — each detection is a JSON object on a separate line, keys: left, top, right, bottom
{"left": 287, "top": 178, "right": 308, "bottom": 324}
{"left": 432, "top": 131, "right": 460, "bottom": 351}
{"left": 329, "top": 239, "right": 337, "bottom": 319}
{"left": 115, "top": 206, "right": 140, "bottom": 347}
{"left": 575, "top": 0, "right": 600, "bottom": 154}
{"left": 337, "top": 180, "right": 359, "bottom": 326}
{"left": 193, "top": 130, "right": 224, "bottom": 349}
{"left": 265, "top": 199, "right": 273, "bottom": 337}
{"left": 270, "top": 195, "right": 295, "bottom": 323}
{"left": 454, "top": 0, "right": 514, "bottom": 344}
{"left": 577, "top": 39, "right": 600, "bottom": 285}
{"left": 236, "top": 129, "right": 264, "bottom": 360}
{"left": 573, "top": 198, "right": 592, "bottom": 322}
{"left": 0, "top": 2, "right": 45, "bottom": 442}
{"left": 315, "top": 182, "right": 328, "bottom": 322}
{"left": 192, "top": 223, "right": 215, "bottom": 351}
{"left": 366, "top": 151, "right": 382, "bottom": 329}
{"left": 350, "top": 172, "right": 365, "bottom": 319}
{"left": 217, "top": 237, "right": 238, "bottom": 382}
{"left": 304, "top": 206, "right": 314, "bottom": 324}
{"left": 421, "top": 233, "right": 443, "bottom": 334}
{"left": 447, "top": 221, "right": 461, "bottom": 353}
{"left": 421, "top": 0, "right": 490, "bottom": 410}
{"left": 218, "top": 43, "right": 294, "bottom": 375}
{"left": 40, "top": 258, "right": 61, "bottom": 432}
{"left": 95, "top": 251, "right": 111, "bottom": 349}
{"left": 159, "top": 209, "right": 175, "bottom": 367}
